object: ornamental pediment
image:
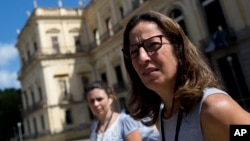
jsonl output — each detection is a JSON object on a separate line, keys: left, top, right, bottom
{"left": 46, "top": 28, "right": 60, "bottom": 33}
{"left": 69, "top": 28, "right": 80, "bottom": 33}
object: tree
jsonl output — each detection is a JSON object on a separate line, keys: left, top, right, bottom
{"left": 0, "top": 88, "right": 22, "bottom": 141}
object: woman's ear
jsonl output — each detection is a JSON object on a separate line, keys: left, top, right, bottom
{"left": 109, "top": 98, "right": 113, "bottom": 104}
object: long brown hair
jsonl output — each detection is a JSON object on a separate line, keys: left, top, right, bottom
{"left": 122, "top": 11, "right": 222, "bottom": 126}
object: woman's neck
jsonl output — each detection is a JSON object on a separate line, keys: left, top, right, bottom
{"left": 162, "top": 95, "right": 181, "bottom": 119}
{"left": 156, "top": 85, "right": 181, "bottom": 118}
{"left": 99, "top": 110, "right": 113, "bottom": 124}
{"left": 97, "top": 110, "right": 114, "bottom": 133}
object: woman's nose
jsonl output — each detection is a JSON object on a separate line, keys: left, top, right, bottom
{"left": 137, "top": 47, "right": 150, "bottom": 63}
{"left": 93, "top": 100, "right": 99, "bottom": 106}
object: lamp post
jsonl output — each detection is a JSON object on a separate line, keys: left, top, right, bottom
{"left": 226, "top": 56, "right": 247, "bottom": 110}
{"left": 17, "top": 122, "right": 23, "bottom": 141}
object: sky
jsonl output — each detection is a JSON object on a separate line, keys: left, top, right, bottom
{"left": 0, "top": 0, "right": 88, "bottom": 90}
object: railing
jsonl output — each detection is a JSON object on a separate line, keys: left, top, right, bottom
{"left": 18, "top": 23, "right": 122, "bottom": 76}
{"left": 18, "top": 46, "right": 89, "bottom": 76}
{"left": 21, "top": 99, "right": 47, "bottom": 116}
{"left": 113, "top": 24, "right": 123, "bottom": 34}
{"left": 36, "top": 46, "right": 89, "bottom": 55}
{"left": 23, "top": 123, "right": 90, "bottom": 139}
{"left": 59, "top": 93, "right": 73, "bottom": 105}
{"left": 89, "top": 23, "right": 123, "bottom": 51}
{"left": 23, "top": 130, "right": 51, "bottom": 140}
{"left": 100, "top": 31, "right": 110, "bottom": 43}
{"left": 35, "top": 8, "right": 83, "bottom": 17}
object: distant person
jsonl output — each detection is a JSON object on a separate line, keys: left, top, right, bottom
{"left": 85, "top": 81, "right": 142, "bottom": 141}
{"left": 122, "top": 11, "right": 250, "bottom": 141}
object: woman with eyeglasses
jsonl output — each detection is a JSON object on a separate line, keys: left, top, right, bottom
{"left": 122, "top": 11, "right": 250, "bottom": 141}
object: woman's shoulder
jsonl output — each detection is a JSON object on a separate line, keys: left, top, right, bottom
{"left": 200, "top": 88, "right": 250, "bottom": 140}
{"left": 90, "top": 120, "right": 98, "bottom": 129}
{"left": 202, "top": 87, "right": 228, "bottom": 97}
{"left": 201, "top": 87, "right": 233, "bottom": 115}
{"left": 201, "top": 88, "right": 250, "bottom": 123}
{"left": 202, "top": 92, "right": 234, "bottom": 114}
{"left": 119, "top": 112, "right": 139, "bottom": 124}
{"left": 200, "top": 87, "right": 228, "bottom": 109}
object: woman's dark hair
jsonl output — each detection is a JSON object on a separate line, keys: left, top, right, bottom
{"left": 85, "top": 81, "right": 116, "bottom": 100}
{"left": 122, "top": 11, "right": 222, "bottom": 126}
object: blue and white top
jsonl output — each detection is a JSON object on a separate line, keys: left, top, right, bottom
{"left": 89, "top": 113, "right": 139, "bottom": 141}
{"left": 90, "top": 112, "right": 160, "bottom": 141}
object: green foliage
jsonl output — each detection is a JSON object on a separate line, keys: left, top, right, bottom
{"left": 0, "top": 88, "right": 22, "bottom": 141}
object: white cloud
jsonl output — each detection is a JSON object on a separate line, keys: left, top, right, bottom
{"left": 0, "top": 43, "right": 20, "bottom": 90}
{"left": 0, "top": 43, "right": 18, "bottom": 66}
{"left": 0, "top": 70, "right": 20, "bottom": 89}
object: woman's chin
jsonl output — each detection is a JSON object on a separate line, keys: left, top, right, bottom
{"left": 143, "top": 79, "right": 162, "bottom": 91}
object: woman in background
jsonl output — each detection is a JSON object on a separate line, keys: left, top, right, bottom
{"left": 85, "top": 80, "right": 141, "bottom": 141}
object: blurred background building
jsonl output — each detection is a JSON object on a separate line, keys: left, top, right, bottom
{"left": 15, "top": 0, "right": 250, "bottom": 140}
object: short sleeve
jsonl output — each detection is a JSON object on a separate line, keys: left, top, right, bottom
{"left": 89, "top": 121, "right": 98, "bottom": 141}
{"left": 121, "top": 113, "right": 140, "bottom": 137}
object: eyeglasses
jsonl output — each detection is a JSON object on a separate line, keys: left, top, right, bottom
{"left": 122, "top": 35, "right": 165, "bottom": 59}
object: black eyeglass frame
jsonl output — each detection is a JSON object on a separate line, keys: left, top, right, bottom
{"left": 122, "top": 35, "right": 165, "bottom": 59}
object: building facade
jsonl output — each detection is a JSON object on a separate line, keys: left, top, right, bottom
{"left": 16, "top": 0, "right": 250, "bottom": 140}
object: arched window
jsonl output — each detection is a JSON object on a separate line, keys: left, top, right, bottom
{"left": 200, "top": 0, "right": 227, "bottom": 35}
{"left": 93, "top": 28, "right": 100, "bottom": 46}
{"left": 200, "top": 0, "right": 236, "bottom": 52}
{"left": 169, "top": 8, "right": 188, "bottom": 36}
{"left": 106, "top": 17, "right": 113, "bottom": 36}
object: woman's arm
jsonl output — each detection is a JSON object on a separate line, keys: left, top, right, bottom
{"left": 121, "top": 113, "right": 142, "bottom": 141}
{"left": 124, "top": 129, "right": 142, "bottom": 141}
{"left": 201, "top": 93, "right": 250, "bottom": 141}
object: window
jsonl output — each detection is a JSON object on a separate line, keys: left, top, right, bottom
{"left": 93, "top": 29, "right": 100, "bottom": 46}
{"left": 74, "top": 36, "right": 82, "bottom": 51}
{"left": 59, "top": 79, "right": 68, "bottom": 97}
{"left": 200, "top": 0, "right": 234, "bottom": 52}
{"left": 30, "top": 90, "right": 35, "bottom": 105}
{"left": 81, "top": 76, "right": 89, "bottom": 93}
{"left": 27, "top": 50, "right": 31, "bottom": 60}
{"left": 119, "top": 7, "right": 124, "bottom": 19}
{"left": 65, "top": 109, "right": 73, "bottom": 124}
{"left": 169, "top": 8, "right": 188, "bottom": 36}
{"left": 113, "top": 65, "right": 126, "bottom": 93}
{"left": 33, "top": 42, "right": 37, "bottom": 51}
{"left": 23, "top": 91, "right": 28, "bottom": 108}
{"left": 217, "top": 54, "right": 250, "bottom": 110}
{"left": 22, "top": 57, "right": 25, "bottom": 66}
{"left": 101, "top": 72, "right": 107, "bottom": 83}
{"left": 40, "top": 114, "right": 45, "bottom": 130}
{"left": 33, "top": 117, "right": 37, "bottom": 135}
{"left": 200, "top": 0, "right": 227, "bottom": 35}
{"left": 56, "top": 75, "right": 71, "bottom": 102}
{"left": 119, "top": 97, "right": 126, "bottom": 111}
{"left": 27, "top": 119, "right": 31, "bottom": 134}
{"left": 38, "top": 86, "right": 43, "bottom": 101}
{"left": 106, "top": 18, "right": 113, "bottom": 36}
{"left": 115, "top": 65, "right": 123, "bottom": 82}
{"left": 51, "top": 36, "right": 60, "bottom": 53}
{"left": 132, "top": 0, "right": 140, "bottom": 9}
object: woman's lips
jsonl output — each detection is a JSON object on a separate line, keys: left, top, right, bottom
{"left": 142, "top": 68, "right": 159, "bottom": 76}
